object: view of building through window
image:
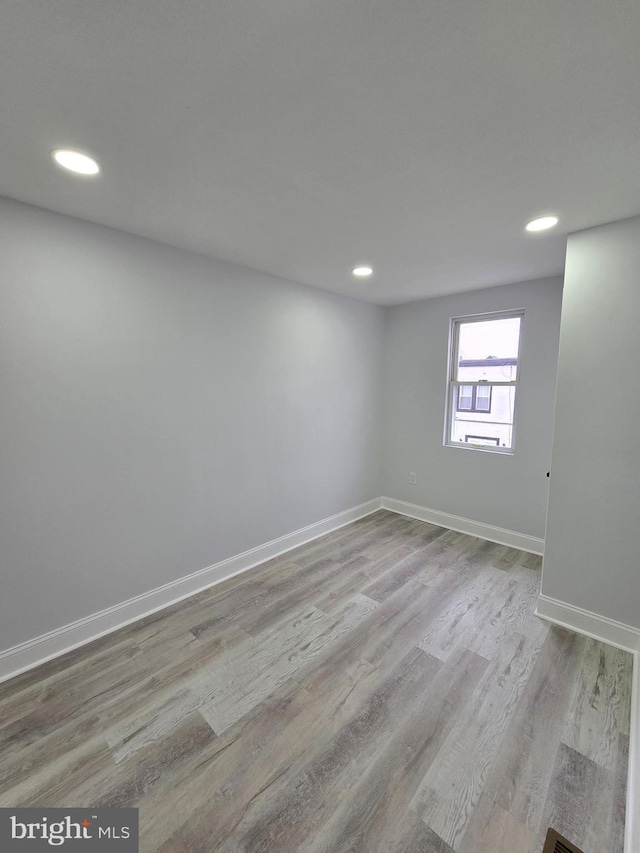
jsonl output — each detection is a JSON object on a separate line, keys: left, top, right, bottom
{"left": 446, "top": 312, "right": 522, "bottom": 451}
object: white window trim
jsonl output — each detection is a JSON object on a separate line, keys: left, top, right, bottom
{"left": 443, "top": 309, "right": 524, "bottom": 455}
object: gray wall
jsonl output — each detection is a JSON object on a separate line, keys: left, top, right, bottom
{"left": 0, "top": 198, "right": 384, "bottom": 651}
{"left": 382, "top": 278, "right": 563, "bottom": 539}
{"left": 543, "top": 217, "right": 640, "bottom": 629}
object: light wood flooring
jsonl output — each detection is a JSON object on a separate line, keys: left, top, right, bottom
{"left": 0, "top": 510, "right": 632, "bottom": 852}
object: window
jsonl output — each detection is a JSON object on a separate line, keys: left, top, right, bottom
{"left": 464, "top": 434, "right": 500, "bottom": 446}
{"left": 457, "top": 384, "right": 492, "bottom": 413}
{"left": 445, "top": 310, "right": 523, "bottom": 452}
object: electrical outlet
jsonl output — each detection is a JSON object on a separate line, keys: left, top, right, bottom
{"left": 409, "top": 472, "right": 417, "bottom": 485}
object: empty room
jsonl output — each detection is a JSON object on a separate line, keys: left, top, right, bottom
{"left": 0, "top": 2, "right": 639, "bottom": 852}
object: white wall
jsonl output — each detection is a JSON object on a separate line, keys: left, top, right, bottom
{"left": 382, "top": 278, "right": 563, "bottom": 539}
{"left": 543, "top": 217, "right": 640, "bottom": 629}
{"left": 0, "top": 198, "right": 384, "bottom": 652}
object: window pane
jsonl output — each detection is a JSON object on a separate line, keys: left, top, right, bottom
{"left": 450, "top": 383, "right": 516, "bottom": 449}
{"left": 450, "top": 413, "right": 514, "bottom": 449}
{"left": 475, "top": 385, "right": 491, "bottom": 411}
{"left": 456, "top": 316, "right": 521, "bottom": 382}
{"left": 458, "top": 386, "right": 472, "bottom": 410}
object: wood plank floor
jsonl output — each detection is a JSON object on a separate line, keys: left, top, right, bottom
{"left": 0, "top": 510, "right": 632, "bottom": 852}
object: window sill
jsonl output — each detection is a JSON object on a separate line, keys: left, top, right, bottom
{"left": 444, "top": 441, "right": 514, "bottom": 456}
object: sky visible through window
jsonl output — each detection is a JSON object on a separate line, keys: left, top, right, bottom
{"left": 458, "top": 317, "right": 520, "bottom": 361}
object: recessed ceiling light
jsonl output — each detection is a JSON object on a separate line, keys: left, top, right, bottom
{"left": 352, "top": 266, "right": 373, "bottom": 277}
{"left": 52, "top": 149, "right": 101, "bottom": 176}
{"left": 525, "top": 215, "right": 559, "bottom": 233}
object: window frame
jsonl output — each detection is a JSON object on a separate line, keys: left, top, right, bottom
{"left": 443, "top": 309, "right": 524, "bottom": 454}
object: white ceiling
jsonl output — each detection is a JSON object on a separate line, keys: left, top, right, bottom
{"left": 1, "top": 1, "right": 639, "bottom": 305}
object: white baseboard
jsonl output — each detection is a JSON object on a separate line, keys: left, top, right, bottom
{"left": 627, "top": 654, "right": 640, "bottom": 853}
{"left": 535, "top": 594, "right": 640, "bottom": 654}
{"left": 0, "top": 497, "right": 383, "bottom": 685}
{"left": 381, "top": 496, "right": 544, "bottom": 555}
{"left": 534, "top": 594, "right": 640, "bottom": 853}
